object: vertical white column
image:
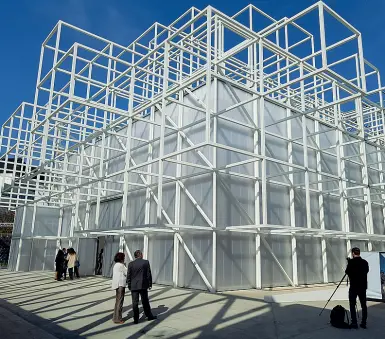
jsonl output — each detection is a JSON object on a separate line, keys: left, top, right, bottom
{"left": 259, "top": 38, "right": 268, "bottom": 289}
{"left": 300, "top": 62, "right": 311, "bottom": 230}
{"left": 143, "top": 234, "right": 149, "bottom": 260}
{"left": 173, "top": 22, "right": 184, "bottom": 288}
{"left": 209, "top": 8, "right": 217, "bottom": 293}
{"left": 250, "top": 11, "right": 262, "bottom": 289}
{"left": 315, "top": 120, "right": 328, "bottom": 283}
{"left": 356, "top": 98, "right": 373, "bottom": 251}
{"left": 120, "top": 52, "right": 135, "bottom": 253}
{"left": 156, "top": 42, "right": 169, "bottom": 226}
{"left": 357, "top": 34, "right": 367, "bottom": 92}
{"left": 285, "top": 23, "right": 298, "bottom": 286}
{"left": 15, "top": 206, "right": 27, "bottom": 271}
{"left": 287, "top": 107, "right": 298, "bottom": 286}
{"left": 318, "top": 3, "right": 328, "bottom": 69}
{"left": 334, "top": 84, "right": 350, "bottom": 254}
{"left": 69, "top": 44, "right": 79, "bottom": 241}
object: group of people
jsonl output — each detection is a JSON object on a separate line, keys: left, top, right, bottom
{"left": 111, "top": 249, "right": 157, "bottom": 324}
{"left": 55, "top": 247, "right": 80, "bottom": 281}
{"left": 53, "top": 245, "right": 371, "bottom": 328}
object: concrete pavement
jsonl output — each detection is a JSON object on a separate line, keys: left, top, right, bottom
{"left": 0, "top": 270, "right": 385, "bottom": 338}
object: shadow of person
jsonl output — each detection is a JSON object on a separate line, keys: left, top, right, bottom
{"left": 123, "top": 304, "right": 169, "bottom": 322}
{"left": 138, "top": 304, "right": 169, "bottom": 321}
{"left": 152, "top": 304, "right": 169, "bottom": 317}
{"left": 124, "top": 306, "right": 142, "bottom": 321}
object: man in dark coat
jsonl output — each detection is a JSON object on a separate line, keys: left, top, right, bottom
{"left": 55, "top": 249, "right": 65, "bottom": 281}
{"left": 345, "top": 247, "right": 369, "bottom": 329}
{"left": 127, "top": 250, "right": 156, "bottom": 324}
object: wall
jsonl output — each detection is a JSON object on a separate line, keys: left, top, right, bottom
{"left": 9, "top": 81, "right": 384, "bottom": 291}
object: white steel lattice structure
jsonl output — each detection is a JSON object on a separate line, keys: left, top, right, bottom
{"left": 2, "top": 2, "right": 385, "bottom": 290}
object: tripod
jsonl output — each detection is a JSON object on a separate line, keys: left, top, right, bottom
{"left": 319, "top": 273, "right": 347, "bottom": 316}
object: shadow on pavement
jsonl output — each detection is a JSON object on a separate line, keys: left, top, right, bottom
{"left": 1, "top": 271, "right": 385, "bottom": 339}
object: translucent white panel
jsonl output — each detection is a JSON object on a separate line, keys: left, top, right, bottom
{"left": 323, "top": 195, "right": 341, "bottom": 231}
{"left": 294, "top": 189, "right": 306, "bottom": 228}
{"left": 148, "top": 234, "right": 173, "bottom": 285}
{"left": 296, "top": 237, "right": 323, "bottom": 285}
{"left": 217, "top": 81, "right": 253, "bottom": 125}
{"left": 372, "top": 205, "right": 385, "bottom": 235}
{"left": 178, "top": 232, "right": 212, "bottom": 290}
{"left": 217, "top": 119, "right": 254, "bottom": 154}
{"left": 180, "top": 174, "right": 212, "bottom": 227}
{"left": 162, "top": 183, "right": 176, "bottom": 224}
{"left": 61, "top": 208, "right": 72, "bottom": 236}
{"left": 99, "top": 199, "right": 122, "bottom": 229}
{"left": 266, "top": 183, "right": 290, "bottom": 226}
{"left": 8, "top": 239, "right": 19, "bottom": 271}
{"left": 261, "top": 235, "right": 293, "bottom": 288}
{"left": 310, "top": 192, "right": 321, "bottom": 229}
{"left": 350, "top": 240, "right": 368, "bottom": 251}
{"left": 30, "top": 239, "right": 46, "bottom": 271}
{"left": 326, "top": 238, "right": 347, "bottom": 283}
{"left": 44, "top": 240, "right": 56, "bottom": 271}
{"left": 34, "top": 207, "right": 60, "bottom": 237}
{"left": 124, "top": 235, "right": 144, "bottom": 258}
{"left": 265, "top": 101, "right": 287, "bottom": 136}
{"left": 127, "top": 190, "right": 146, "bottom": 226}
{"left": 23, "top": 206, "right": 34, "bottom": 237}
{"left": 78, "top": 238, "right": 97, "bottom": 276}
{"left": 372, "top": 241, "right": 385, "bottom": 252}
{"left": 13, "top": 207, "right": 23, "bottom": 236}
{"left": 103, "top": 236, "right": 120, "bottom": 277}
{"left": 348, "top": 200, "right": 366, "bottom": 233}
{"left": 216, "top": 174, "right": 255, "bottom": 228}
{"left": 216, "top": 232, "right": 256, "bottom": 290}
{"left": 17, "top": 239, "right": 32, "bottom": 271}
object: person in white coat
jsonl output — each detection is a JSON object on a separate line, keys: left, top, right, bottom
{"left": 111, "top": 252, "right": 127, "bottom": 324}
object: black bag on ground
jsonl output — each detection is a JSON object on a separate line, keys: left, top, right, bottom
{"left": 330, "top": 305, "right": 350, "bottom": 329}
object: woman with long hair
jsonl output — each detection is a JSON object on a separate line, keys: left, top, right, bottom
{"left": 67, "top": 248, "right": 80, "bottom": 280}
{"left": 111, "top": 252, "right": 127, "bottom": 324}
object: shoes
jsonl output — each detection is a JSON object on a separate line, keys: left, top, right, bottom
{"left": 360, "top": 324, "right": 367, "bottom": 329}
{"left": 147, "top": 315, "right": 157, "bottom": 321}
{"left": 350, "top": 323, "right": 358, "bottom": 329}
{"left": 133, "top": 319, "right": 139, "bottom": 324}
{"left": 113, "top": 320, "right": 125, "bottom": 324}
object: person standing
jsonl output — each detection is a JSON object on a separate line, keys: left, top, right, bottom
{"left": 55, "top": 249, "right": 65, "bottom": 281}
{"left": 345, "top": 247, "right": 369, "bottom": 329}
{"left": 96, "top": 249, "right": 104, "bottom": 275}
{"left": 62, "top": 248, "right": 68, "bottom": 280}
{"left": 67, "top": 248, "right": 79, "bottom": 280}
{"left": 127, "top": 250, "right": 156, "bottom": 324}
{"left": 111, "top": 252, "right": 127, "bottom": 324}
{"left": 74, "top": 250, "right": 80, "bottom": 278}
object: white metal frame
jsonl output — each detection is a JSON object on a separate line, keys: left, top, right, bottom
{"left": 2, "top": 2, "right": 385, "bottom": 291}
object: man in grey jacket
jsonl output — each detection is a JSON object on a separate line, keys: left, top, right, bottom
{"left": 127, "top": 250, "right": 157, "bottom": 324}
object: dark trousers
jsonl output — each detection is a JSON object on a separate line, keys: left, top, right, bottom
{"left": 74, "top": 266, "right": 80, "bottom": 278}
{"left": 131, "top": 289, "right": 153, "bottom": 321}
{"left": 62, "top": 266, "right": 67, "bottom": 279}
{"left": 113, "top": 287, "right": 125, "bottom": 322}
{"left": 349, "top": 287, "right": 367, "bottom": 325}
{"left": 68, "top": 267, "right": 79, "bottom": 280}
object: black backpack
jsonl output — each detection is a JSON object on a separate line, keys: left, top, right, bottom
{"left": 330, "top": 305, "right": 350, "bottom": 329}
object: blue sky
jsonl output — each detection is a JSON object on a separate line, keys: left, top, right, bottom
{"left": 1, "top": 0, "right": 384, "bottom": 125}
